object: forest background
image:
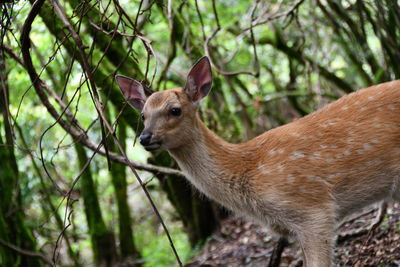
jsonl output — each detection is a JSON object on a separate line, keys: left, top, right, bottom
{"left": 1, "top": 0, "right": 400, "bottom": 266}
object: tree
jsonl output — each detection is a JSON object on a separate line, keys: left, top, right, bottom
{"left": 1, "top": 0, "right": 399, "bottom": 265}
{"left": 0, "top": 53, "right": 43, "bottom": 266}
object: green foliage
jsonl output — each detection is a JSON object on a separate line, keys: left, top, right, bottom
{"left": 135, "top": 205, "right": 191, "bottom": 266}
{"left": 2, "top": 0, "right": 400, "bottom": 265}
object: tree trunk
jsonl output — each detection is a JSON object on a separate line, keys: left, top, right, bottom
{"left": 75, "top": 144, "right": 118, "bottom": 266}
{"left": 108, "top": 117, "right": 142, "bottom": 266}
{"left": 0, "top": 58, "right": 42, "bottom": 266}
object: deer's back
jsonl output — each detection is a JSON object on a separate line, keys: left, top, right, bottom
{"left": 244, "top": 80, "right": 400, "bottom": 220}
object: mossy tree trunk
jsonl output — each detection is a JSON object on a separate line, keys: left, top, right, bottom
{"left": 0, "top": 60, "right": 42, "bottom": 266}
{"left": 107, "top": 115, "right": 142, "bottom": 266}
{"left": 0, "top": 129, "right": 43, "bottom": 267}
{"left": 75, "top": 144, "right": 118, "bottom": 266}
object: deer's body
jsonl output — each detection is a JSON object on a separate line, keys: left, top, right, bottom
{"left": 117, "top": 57, "right": 400, "bottom": 267}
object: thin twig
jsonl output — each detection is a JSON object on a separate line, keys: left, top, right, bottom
{"left": 155, "top": 0, "right": 177, "bottom": 89}
{"left": 204, "top": 0, "right": 258, "bottom": 77}
{"left": 0, "top": 239, "right": 53, "bottom": 266}
{"left": 21, "top": 3, "right": 183, "bottom": 266}
{"left": 249, "top": 0, "right": 260, "bottom": 78}
{"left": 19, "top": 11, "right": 182, "bottom": 176}
{"left": 242, "top": 0, "right": 305, "bottom": 31}
{"left": 51, "top": 0, "right": 113, "bottom": 171}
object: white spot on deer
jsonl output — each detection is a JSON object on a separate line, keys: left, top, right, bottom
{"left": 316, "top": 176, "right": 330, "bottom": 185}
{"left": 341, "top": 106, "right": 348, "bottom": 110}
{"left": 287, "top": 174, "right": 295, "bottom": 183}
{"left": 347, "top": 138, "right": 353, "bottom": 143}
{"left": 363, "top": 143, "right": 373, "bottom": 150}
{"left": 306, "top": 175, "right": 315, "bottom": 181}
{"left": 320, "top": 144, "right": 328, "bottom": 149}
{"left": 325, "top": 158, "right": 334, "bottom": 163}
{"left": 368, "top": 95, "right": 374, "bottom": 100}
{"left": 343, "top": 150, "right": 351, "bottom": 156}
{"left": 313, "top": 152, "right": 321, "bottom": 157}
{"left": 278, "top": 148, "right": 285, "bottom": 154}
{"left": 317, "top": 132, "right": 324, "bottom": 137}
{"left": 388, "top": 104, "right": 396, "bottom": 110}
{"left": 328, "top": 173, "right": 339, "bottom": 179}
{"left": 370, "top": 138, "right": 380, "bottom": 143}
{"left": 355, "top": 100, "right": 360, "bottom": 105}
{"left": 307, "top": 175, "right": 324, "bottom": 183}
{"left": 268, "top": 149, "right": 276, "bottom": 155}
{"left": 289, "top": 151, "right": 305, "bottom": 160}
{"left": 261, "top": 168, "right": 270, "bottom": 175}
{"left": 360, "top": 106, "right": 366, "bottom": 111}
{"left": 290, "top": 132, "right": 300, "bottom": 137}
{"left": 330, "top": 145, "right": 338, "bottom": 149}
{"left": 277, "top": 164, "right": 284, "bottom": 173}
{"left": 377, "top": 107, "right": 383, "bottom": 111}
{"left": 327, "top": 120, "right": 337, "bottom": 125}
{"left": 258, "top": 163, "right": 270, "bottom": 174}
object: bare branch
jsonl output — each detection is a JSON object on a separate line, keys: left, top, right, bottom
{"left": 203, "top": 0, "right": 259, "bottom": 77}
{"left": 20, "top": 1, "right": 183, "bottom": 177}
{"left": 0, "top": 239, "right": 53, "bottom": 266}
{"left": 243, "top": 0, "right": 305, "bottom": 31}
{"left": 50, "top": 0, "right": 113, "bottom": 170}
{"left": 21, "top": 3, "right": 183, "bottom": 266}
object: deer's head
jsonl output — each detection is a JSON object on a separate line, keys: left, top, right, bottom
{"left": 116, "top": 57, "right": 213, "bottom": 151}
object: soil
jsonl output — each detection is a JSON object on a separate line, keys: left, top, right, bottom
{"left": 187, "top": 203, "right": 400, "bottom": 267}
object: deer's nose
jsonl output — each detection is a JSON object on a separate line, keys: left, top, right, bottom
{"left": 139, "top": 131, "right": 152, "bottom": 146}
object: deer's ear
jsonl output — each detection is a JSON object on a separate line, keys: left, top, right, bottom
{"left": 116, "top": 75, "right": 148, "bottom": 111}
{"left": 184, "top": 56, "right": 213, "bottom": 103}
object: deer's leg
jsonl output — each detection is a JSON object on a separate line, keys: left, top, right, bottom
{"left": 393, "top": 176, "right": 400, "bottom": 202}
{"left": 298, "top": 230, "right": 334, "bottom": 267}
{"left": 300, "top": 235, "right": 333, "bottom": 267}
{"left": 296, "top": 213, "right": 335, "bottom": 267}
{"left": 268, "top": 236, "right": 288, "bottom": 267}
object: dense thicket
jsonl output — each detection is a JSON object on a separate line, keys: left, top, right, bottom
{"left": 1, "top": 0, "right": 399, "bottom": 266}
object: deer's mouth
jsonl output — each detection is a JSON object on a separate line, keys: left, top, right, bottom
{"left": 143, "top": 142, "right": 161, "bottom": 151}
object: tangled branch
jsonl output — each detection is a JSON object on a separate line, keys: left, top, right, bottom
{"left": 21, "top": 1, "right": 182, "bottom": 265}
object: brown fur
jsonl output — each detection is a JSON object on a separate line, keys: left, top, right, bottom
{"left": 140, "top": 80, "right": 400, "bottom": 267}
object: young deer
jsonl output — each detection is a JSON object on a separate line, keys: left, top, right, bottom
{"left": 116, "top": 57, "right": 400, "bottom": 267}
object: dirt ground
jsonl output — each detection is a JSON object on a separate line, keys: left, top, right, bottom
{"left": 187, "top": 203, "right": 400, "bottom": 267}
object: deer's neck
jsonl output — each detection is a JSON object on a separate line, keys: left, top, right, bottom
{"left": 168, "top": 116, "right": 257, "bottom": 207}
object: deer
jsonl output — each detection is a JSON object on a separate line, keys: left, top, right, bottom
{"left": 116, "top": 56, "right": 400, "bottom": 267}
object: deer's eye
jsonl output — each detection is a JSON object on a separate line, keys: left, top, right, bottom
{"left": 170, "top": 108, "right": 181, "bottom": 116}
{"left": 141, "top": 113, "right": 145, "bottom": 120}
